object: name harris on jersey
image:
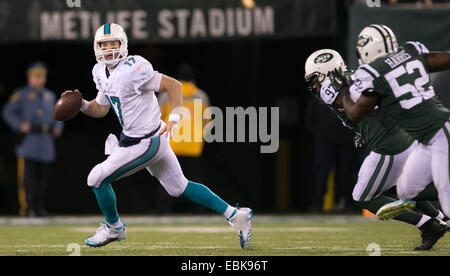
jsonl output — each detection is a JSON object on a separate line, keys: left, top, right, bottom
{"left": 384, "top": 50, "right": 412, "bottom": 69}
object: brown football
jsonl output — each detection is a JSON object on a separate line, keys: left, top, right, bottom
{"left": 53, "top": 91, "right": 82, "bottom": 121}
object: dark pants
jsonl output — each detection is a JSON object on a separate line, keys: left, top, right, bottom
{"left": 24, "top": 159, "right": 51, "bottom": 215}
{"left": 311, "top": 141, "right": 357, "bottom": 211}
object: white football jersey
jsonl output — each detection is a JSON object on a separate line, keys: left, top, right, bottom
{"left": 92, "top": 55, "right": 163, "bottom": 137}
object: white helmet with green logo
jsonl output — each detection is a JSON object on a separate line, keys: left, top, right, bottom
{"left": 356, "top": 24, "right": 398, "bottom": 65}
{"left": 304, "top": 49, "right": 347, "bottom": 95}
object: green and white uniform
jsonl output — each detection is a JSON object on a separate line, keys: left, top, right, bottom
{"left": 349, "top": 41, "right": 450, "bottom": 216}
{"left": 321, "top": 78, "right": 417, "bottom": 202}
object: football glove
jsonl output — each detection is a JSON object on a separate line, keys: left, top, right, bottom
{"left": 305, "top": 73, "right": 321, "bottom": 98}
{"left": 329, "top": 67, "right": 352, "bottom": 96}
{"left": 353, "top": 133, "right": 365, "bottom": 148}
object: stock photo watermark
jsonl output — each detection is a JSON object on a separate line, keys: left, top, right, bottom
{"left": 168, "top": 99, "right": 279, "bottom": 154}
{"left": 66, "top": 0, "right": 81, "bottom": 8}
{"left": 366, "top": 243, "right": 381, "bottom": 256}
{"left": 366, "top": 0, "right": 381, "bottom": 8}
{"left": 66, "top": 243, "right": 81, "bottom": 256}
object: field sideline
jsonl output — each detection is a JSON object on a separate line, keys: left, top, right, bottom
{"left": 1, "top": 214, "right": 449, "bottom": 256}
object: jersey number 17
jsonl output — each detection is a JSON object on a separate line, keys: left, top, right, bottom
{"left": 105, "top": 95, "right": 124, "bottom": 126}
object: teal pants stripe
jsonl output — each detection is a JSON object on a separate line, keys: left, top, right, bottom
{"left": 181, "top": 181, "right": 228, "bottom": 215}
{"left": 93, "top": 136, "right": 160, "bottom": 224}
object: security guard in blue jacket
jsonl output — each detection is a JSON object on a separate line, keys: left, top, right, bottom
{"left": 2, "top": 62, "right": 63, "bottom": 217}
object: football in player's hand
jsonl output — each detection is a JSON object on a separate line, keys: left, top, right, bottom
{"left": 53, "top": 90, "right": 82, "bottom": 121}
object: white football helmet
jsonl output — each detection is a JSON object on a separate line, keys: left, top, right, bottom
{"left": 94, "top": 23, "right": 128, "bottom": 66}
{"left": 304, "top": 49, "right": 347, "bottom": 95}
{"left": 355, "top": 24, "right": 398, "bottom": 65}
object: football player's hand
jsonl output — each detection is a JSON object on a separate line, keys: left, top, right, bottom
{"left": 353, "top": 134, "right": 364, "bottom": 148}
{"left": 61, "top": 89, "right": 81, "bottom": 97}
{"left": 330, "top": 68, "right": 352, "bottom": 96}
{"left": 330, "top": 68, "right": 352, "bottom": 90}
{"left": 159, "top": 121, "right": 179, "bottom": 138}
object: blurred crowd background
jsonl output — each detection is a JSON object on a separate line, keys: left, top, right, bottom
{"left": 0, "top": 0, "right": 449, "bottom": 216}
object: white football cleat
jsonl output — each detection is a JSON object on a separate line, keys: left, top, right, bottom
{"left": 85, "top": 223, "right": 126, "bottom": 247}
{"left": 376, "top": 200, "right": 416, "bottom": 221}
{"left": 228, "top": 207, "right": 253, "bottom": 249}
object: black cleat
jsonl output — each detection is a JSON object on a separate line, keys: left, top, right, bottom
{"left": 415, "top": 218, "right": 447, "bottom": 251}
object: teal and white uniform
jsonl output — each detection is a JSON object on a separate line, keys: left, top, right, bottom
{"left": 88, "top": 54, "right": 236, "bottom": 229}
{"left": 89, "top": 55, "right": 188, "bottom": 197}
{"left": 84, "top": 23, "right": 244, "bottom": 249}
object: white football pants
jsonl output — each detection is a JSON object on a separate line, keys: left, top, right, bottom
{"left": 352, "top": 141, "right": 429, "bottom": 202}
{"left": 87, "top": 123, "right": 188, "bottom": 197}
{"left": 397, "top": 121, "right": 450, "bottom": 216}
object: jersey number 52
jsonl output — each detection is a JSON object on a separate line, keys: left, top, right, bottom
{"left": 385, "top": 60, "right": 435, "bottom": 110}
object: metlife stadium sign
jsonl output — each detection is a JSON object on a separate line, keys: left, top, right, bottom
{"left": 0, "top": 0, "right": 337, "bottom": 43}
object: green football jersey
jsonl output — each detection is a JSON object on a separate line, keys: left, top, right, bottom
{"left": 349, "top": 41, "right": 450, "bottom": 144}
{"left": 330, "top": 107, "right": 414, "bottom": 155}
{"left": 321, "top": 78, "right": 415, "bottom": 155}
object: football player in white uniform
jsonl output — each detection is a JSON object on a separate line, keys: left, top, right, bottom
{"left": 62, "top": 23, "right": 253, "bottom": 249}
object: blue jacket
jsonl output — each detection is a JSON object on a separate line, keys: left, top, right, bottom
{"left": 2, "top": 85, "right": 63, "bottom": 163}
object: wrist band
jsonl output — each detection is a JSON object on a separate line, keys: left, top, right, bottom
{"left": 168, "top": 113, "right": 180, "bottom": 124}
{"left": 80, "top": 99, "right": 89, "bottom": 112}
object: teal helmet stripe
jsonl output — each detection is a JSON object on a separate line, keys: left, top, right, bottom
{"left": 369, "top": 24, "right": 389, "bottom": 54}
{"left": 104, "top": 23, "right": 111, "bottom": 35}
{"left": 379, "top": 25, "right": 394, "bottom": 52}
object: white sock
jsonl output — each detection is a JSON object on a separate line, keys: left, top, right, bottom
{"left": 416, "top": 215, "right": 431, "bottom": 228}
{"left": 224, "top": 206, "right": 237, "bottom": 219}
{"left": 436, "top": 211, "right": 445, "bottom": 220}
{"left": 107, "top": 219, "right": 123, "bottom": 229}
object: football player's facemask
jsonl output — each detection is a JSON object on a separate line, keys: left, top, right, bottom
{"left": 94, "top": 23, "right": 128, "bottom": 66}
{"left": 304, "top": 49, "right": 347, "bottom": 97}
{"left": 305, "top": 73, "right": 323, "bottom": 97}
{"left": 356, "top": 24, "right": 398, "bottom": 65}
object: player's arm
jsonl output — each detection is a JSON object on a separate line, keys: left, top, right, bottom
{"left": 158, "top": 74, "right": 183, "bottom": 112}
{"left": 329, "top": 68, "right": 379, "bottom": 123}
{"left": 156, "top": 74, "right": 182, "bottom": 137}
{"left": 61, "top": 90, "right": 110, "bottom": 118}
{"left": 341, "top": 93, "right": 378, "bottom": 123}
{"left": 405, "top": 42, "right": 450, "bottom": 73}
{"left": 425, "top": 52, "right": 450, "bottom": 73}
{"left": 81, "top": 98, "right": 110, "bottom": 118}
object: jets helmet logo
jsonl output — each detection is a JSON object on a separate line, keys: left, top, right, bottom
{"left": 314, "top": 53, "right": 334, "bottom": 64}
{"left": 357, "top": 35, "right": 372, "bottom": 47}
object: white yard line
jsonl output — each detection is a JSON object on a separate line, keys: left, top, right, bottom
{"left": 69, "top": 226, "right": 348, "bottom": 233}
{"left": 0, "top": 214, "right": 374, "bottom": 226}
